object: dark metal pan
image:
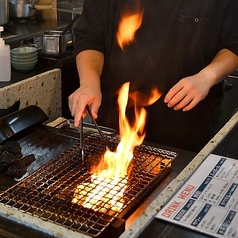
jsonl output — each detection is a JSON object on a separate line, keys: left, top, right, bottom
{"left": 0, "top": 105, "right": 48, "bottom": 143}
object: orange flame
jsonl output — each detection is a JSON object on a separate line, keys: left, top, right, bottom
{"left": 72, "top": 83, "right": 161, "bottom": 212}
{"left": 90, "top": 82, "right": 161, "bottom": 180}
{"left": 116, "top": 6, "right": 143, "bottom": 50}
{"left": 72, "top": 4, "right": 162, "bottom": 213}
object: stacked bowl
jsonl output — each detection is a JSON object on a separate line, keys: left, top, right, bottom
{"left": 10, "top": 46, "right": 38, "bottom": 71}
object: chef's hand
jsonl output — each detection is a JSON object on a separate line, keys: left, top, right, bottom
{"left": 164, "top": 73, "right": 212, "bottom": 111}
{"left": 68, "top": 85, "right": 102, "bottom": 127}
{"left": 164, "top": 49, "right": 238, "bottom": 110}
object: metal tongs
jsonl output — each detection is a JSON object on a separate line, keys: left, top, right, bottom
{"left": 86, "top": 105, "right": 112, "bottom": 151}
{"left": 80, "top": 117, "right": 85, "bottom": 163}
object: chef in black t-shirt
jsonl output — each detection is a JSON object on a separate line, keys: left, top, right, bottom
{"left": 69, "top": 0, "right": 238, "bottom": 152}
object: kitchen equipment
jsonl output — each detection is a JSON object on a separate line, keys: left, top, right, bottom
{"left": 0, "top": 0, "right": 9, "bottom": 25}
{"left": 0, "top": 105, "right": 48, "bottom": 143}
{"left": 80, "top": 117, "right": 85, "bottom": 163}
{"left": 9, "top": 0, "right": 54, "bottom": 19}
{"left": 9, "top": 3, "right": 35, "bottom": 18}
{"left": 34, "top": 4, "right": 54, "bottom": 10}
{"left": 42, "top": 14, "right": 80, "bottom": 56}
{"left": 10, "top": 46, "right": 37, "bottom": 56}
{"left": 41, "top": 29, "right": 70, "bottom": 56}
{"left": 10, "top": 46, "right": 38, "bottom": 71}
{"left": 11, "top": 59, "right": 37, "bottom": 70}
{"left": 0, "top": 127, "right": 176, "bottom": 237}
{"left": 86, "top": 105, "right": 113, "bottom": 151}
{"left": 11, "top": 55, "right": 37, "bottom": 61}
{"left": 9, "top": 0, "right": 38, "bottom": 18}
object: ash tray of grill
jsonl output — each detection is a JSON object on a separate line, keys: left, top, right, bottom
{"left": 55, "top": 119, "right": 116, "bottom": 137}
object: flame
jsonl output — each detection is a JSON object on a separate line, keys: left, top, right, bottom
{"left": 129, "top": 88, "right": 162, "bottom": 107}
{"left": 72, "top": 4, "right": 162, "bottom": 213}
{"left": 116, "top": 5, "right": 143, "bottom": 50}
{"left": 90, "top": 83, "right": 161, "bottom": 179}
{"left": 72, "top": 83, "right": 161, "bottom": 213}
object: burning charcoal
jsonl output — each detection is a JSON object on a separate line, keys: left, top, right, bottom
{"left": 18, "top": 154, "right": 36, "bottom": 166}
{"left": 0, "top": 145, "right": 3, "bottom": 154}
{"left": 3, "top": 141, "right": 22, "bottom": 155}
{"left": 0, "top": 163, "right": 7, "bottom": 174}
{"left": 1, "top": 151, "right": 9, "bottom": 157}
{"left": 7, "top": 163, "right": 27, "bottom": 178}
{"left": 14, "top": 152, "right": 23, "bottom": 158}
{"left": 0, "top": 151, "right": 21, "bottom": 167}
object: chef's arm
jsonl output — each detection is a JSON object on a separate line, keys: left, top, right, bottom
{"left": 69, "top": 50, "right": 104, "bottom": 127}
{"left": 164, "top": 49, "right": 238, "bottom": 111}
{"left": 199, "top": 49, "right": 238, "bottom": 86}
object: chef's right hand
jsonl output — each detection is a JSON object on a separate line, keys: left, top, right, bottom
{"left": 68, "top": 85, "right": 102, "bottom": 128}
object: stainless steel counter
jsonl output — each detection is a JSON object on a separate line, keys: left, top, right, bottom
{"left": 3, "top": 19, "right": 70, "bottom": 44}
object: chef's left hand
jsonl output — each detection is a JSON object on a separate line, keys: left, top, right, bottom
{"left": 164, "top": 74, "right": 212, "bottom": 111}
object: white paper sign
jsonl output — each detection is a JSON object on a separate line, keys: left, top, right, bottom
{"left": 156, "top": 154, "right": 238, "bottom": 238}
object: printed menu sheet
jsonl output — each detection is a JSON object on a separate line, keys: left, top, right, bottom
{"left": 156, "top": 154, "right": 238, "bottom": 238}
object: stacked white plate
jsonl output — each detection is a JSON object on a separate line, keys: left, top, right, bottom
{"left": 11, "top": 46, "right": 38, "bottom": 71}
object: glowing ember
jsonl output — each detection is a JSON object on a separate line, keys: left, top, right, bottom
{"left": 72, "top": 5, "right": 162, "bottom": 214}
{"left": 72, "top": 175, "right": 127, "bottom": 214}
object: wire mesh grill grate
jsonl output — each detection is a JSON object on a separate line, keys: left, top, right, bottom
{"left": 0, "top": 133, "right": 177, "bottom": 237}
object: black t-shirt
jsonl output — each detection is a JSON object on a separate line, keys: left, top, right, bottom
{"left": 74, "top": 0, "right": 238, "bottom": 152}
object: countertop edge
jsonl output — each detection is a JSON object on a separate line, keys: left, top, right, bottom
{"left": 0, "top": 206, "right": 89, "bottom": 238}
{"left": 0, "top": 68, "right": 61, "bottom": 91}
{"left": 120, "top": 110, "right": 238, "bottom": 238}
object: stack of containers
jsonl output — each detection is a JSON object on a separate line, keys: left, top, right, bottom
{"left": 10, "top": 46, "right": 38, "bottom": 71}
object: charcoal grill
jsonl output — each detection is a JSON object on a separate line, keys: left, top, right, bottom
{"left": 0, "top": 125, "right": 177, "bottom": 238}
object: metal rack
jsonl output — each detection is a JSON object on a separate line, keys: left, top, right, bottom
{"left": 57, "top": 0, "right": 84, "bottom": 20}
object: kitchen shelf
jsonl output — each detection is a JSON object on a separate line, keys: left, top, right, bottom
{"left": 57, "top": 0, "right": 84, "bottom": 14}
